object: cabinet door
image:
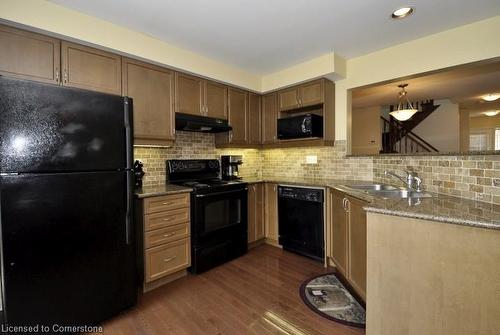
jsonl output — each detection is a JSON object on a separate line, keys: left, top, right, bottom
{"left": 61, "top": 42, "right": 121, "bottom": 94}
{"left": 255, "top": 183, "right": 265, "bottom": 240}
{"left": 0, "top": 25, "right": 60, "bottom": 84}
{"left": 347, "top": 196, "right": 367, "bottom": 299}
{"left": 331, "top": 191, "right": 348, "bottom": 277}
{"left": 262, "top": 93, "right": 278, "bottom": 144}
{"left": 299, "top": 79, "right": 324, "bottom": 107}
{"left": 205, "top": 80, "right": 227, "bottom": 119}
{"left": 227, "top": 87, "right": 248, "bottom": 144}
{"left": 264, "top": 183, "right": 278, "bottom": 243}
{"left": 122, "top": 58, "right": 174, "bottom": 146}
{"left": 248, "top": 184, "right": 257, "bottom": 243}
{"left": 248, "top": 93, "right": 262, "bottom": 145}
{"left": 279, "top": 87, "right": 299, "bottom": 111}
{"left": 175, "top": 72, "right": 203, "bottom": 116}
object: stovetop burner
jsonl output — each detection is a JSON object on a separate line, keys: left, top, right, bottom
{"left": 179, "top": 179, "right": 245, "bottom": 189}
{"left": 167, "top": 159, "right": 247, "bottom": 194}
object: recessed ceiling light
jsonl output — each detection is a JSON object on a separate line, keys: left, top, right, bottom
{"left": 484, "top": 111, "right": 500, "bottom": 117}
{"left": 481, "top": 93, "right": 500, "bottom": 102}
{"left": 391, "top": 7, "right": 414, "bottom": 19}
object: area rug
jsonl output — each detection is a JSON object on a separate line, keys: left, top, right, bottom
{"left": 299, "top": 273, "right": 366, "bottom": 328}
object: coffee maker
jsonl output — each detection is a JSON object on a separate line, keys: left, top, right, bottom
{"left": 221, "top": 155, "right": 243, "bottom": 180}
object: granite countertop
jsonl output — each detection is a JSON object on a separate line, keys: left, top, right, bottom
{"left": 135, "top": 184, "right": 192, "bottom": 198}
{"left": 242, "top": 178, "right": 500, "bottom": 230}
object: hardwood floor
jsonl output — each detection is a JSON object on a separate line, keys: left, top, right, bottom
{"left": 93, "top": 245, "right": 365, "bottom": 335}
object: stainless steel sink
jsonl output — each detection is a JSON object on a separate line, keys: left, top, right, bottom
{"left": 343, "top": 184, "right": 432, "bottom": 199}
{"left": 370, "top": 189, "right": 432, "bottom": 199}
{"left": 348, "top": 184, "right": 399, "bottom": 191}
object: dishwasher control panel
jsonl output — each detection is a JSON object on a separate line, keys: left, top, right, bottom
{"left": 278, "top": 186, "right": 324, "bottom": 203}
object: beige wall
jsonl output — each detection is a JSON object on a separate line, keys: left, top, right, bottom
{"left": 470, "top": 114, "right": 500, "bottom": 129}
{"left": 351, "top": 106, "right": 381, "bottom": 155}
{"left": 459, "top": 109, "right": 470, "bottom": 151}
{"left": 338, "top": 16, "right": 500, "bottom": 144}
{"left": 412, "top": 100, "right": 460, "bottom": 152}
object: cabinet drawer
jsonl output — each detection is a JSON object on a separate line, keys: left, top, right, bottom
{"left": 145, "top": 238, "right": 190, "bottom": 283}
{"left": 145, "top": 223, "right": 189, "bottom": 249}
{"left": 144, "top": 207, "right": 190, "bottom": 232}
{"left": 144, "top": 193, "right": 190, "bottom": 214}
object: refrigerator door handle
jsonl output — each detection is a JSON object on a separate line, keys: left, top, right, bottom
{"left": 125, "top": 171, "right": 133, "bottom": 245}
{"left": 124, "top": 97, "right": 133, "bottom": 170}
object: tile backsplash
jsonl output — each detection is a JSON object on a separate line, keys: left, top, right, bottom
{"left": 134, "top": 132, "right": 500, "bottom": 204}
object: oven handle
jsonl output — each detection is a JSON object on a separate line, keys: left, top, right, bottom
{"left": 195, "top": 188, "right": 248, "bottom": 198}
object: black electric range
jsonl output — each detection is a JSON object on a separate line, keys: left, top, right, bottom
{"left": 167, "top": 159, "right": 248, "bottom": 273}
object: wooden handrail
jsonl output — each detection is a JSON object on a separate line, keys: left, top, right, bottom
{"left": 380, "top": 116, "right": 439, "bottom": 153}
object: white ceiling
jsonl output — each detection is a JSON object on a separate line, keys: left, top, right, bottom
{"left": 48, "top": 0, "right": 500, "bottom": 74}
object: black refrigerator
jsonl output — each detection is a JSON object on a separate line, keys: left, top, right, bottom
{"left": 0, "top": 76, "right": 137, "bottom": 328}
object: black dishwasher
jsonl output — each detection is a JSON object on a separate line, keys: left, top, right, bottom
{"left": 278, "top": 186, "right": 324, "bottom": 261}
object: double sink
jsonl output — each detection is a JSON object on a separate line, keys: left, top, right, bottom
{"left": 344, "top": 183, "right": 432, "bottom": 199}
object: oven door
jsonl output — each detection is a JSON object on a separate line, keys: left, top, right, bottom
{"left": 192, "top": 188, "right": 248, "bottom": 240}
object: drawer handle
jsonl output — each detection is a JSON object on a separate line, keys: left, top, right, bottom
{"left": 163, "top": 233, "right": 175, "bottom": 238}
{"left": 163, "top": 217, "right": 175, "bottom": 221}
{"left": 163, "top": 256, "right": 177, "bottom": 262}
{"left": 162, "top": 202, "right": 173, "bottom": 205}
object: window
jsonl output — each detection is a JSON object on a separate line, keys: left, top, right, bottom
{"left": 470, "top": 133, "right": 488, "bottom": 151}
{"left": 495, "top": 129, "right": 500, "bottom": 150}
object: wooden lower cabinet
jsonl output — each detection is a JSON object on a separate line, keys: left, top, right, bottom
{"left": 248, "top": 183, "right": 265, "bottom": 244}
{"left": 264, "top": 183, "right": 279, "bottom": 245}
{"left": 145, "top": 238, "right": 190, "bottom": 283}
{"left": 330, "top": 189, "right": 367, "bottom": 300}
{"left": 331, "top": 190, "right": 349, "bottom": 276}
{"left": 138, "top": 192, "right": 191, "bottom": 291}
{"left": 347, "top": 196, "right": 367, "bottom": 300}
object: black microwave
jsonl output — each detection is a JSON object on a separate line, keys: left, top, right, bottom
{"left": 277, "top": 114, "right": 323, "bottom": 140}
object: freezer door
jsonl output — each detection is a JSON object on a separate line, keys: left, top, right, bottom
{"left": 0, "top": 172, "right": 136, "bottom": 327}
{"left": 0, "top": 76, "right": 132, "bottom": 173}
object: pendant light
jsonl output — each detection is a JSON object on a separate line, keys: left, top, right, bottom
{"left": 389, "top": 84, "right": 418, "bottom": 121}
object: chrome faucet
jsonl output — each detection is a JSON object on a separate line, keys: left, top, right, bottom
{"left": 384, "top": 170, "right": 422, "bottom": 192}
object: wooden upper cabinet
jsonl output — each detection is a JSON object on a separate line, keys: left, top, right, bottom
{"left": 61, "top": 42, "right": 121, "bottom": 94}
{"left": 205, "top": 80, "right": 227, "bottom": 119}
{"left": 279, "top": 87, "right": 300, "bottom": 111}
{"left": 0, "top": 25, "right": 60, "bottom": 84}
{"left": 331, "top": 190, "right": 348, "bottom": 277}
{"left": 175, "top": 72, "right": 204, "bottom": 116}
{"left": 300, "top": 79, "right": 324, "bottom": 107}
{"left": 347, "top": 196, "right": 367, "bottom": 300}
{"left": 227, "top": 87, "right": 248, "bottom": 144}
{"left": 262, "top": 93, "right": 278, "bottom": 144}
{"left": 122, "top": 58, "right": 174, "bottom": 146}
{"left": 278, "top": 79, "right": 325, "bottom": 111}
{"left": 248, "top": 93, "right": 262, "bottom": 144}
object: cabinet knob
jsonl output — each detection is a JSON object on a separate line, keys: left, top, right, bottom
{"left": 63, "top": 69, "right": 68, "bottom": 84}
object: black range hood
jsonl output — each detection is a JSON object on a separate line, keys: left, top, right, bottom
{"left": 175, "top": 113, "right": 232, "bottom": 133}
